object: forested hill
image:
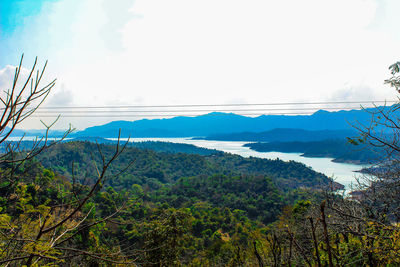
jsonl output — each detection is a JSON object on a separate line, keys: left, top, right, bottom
{"left": 0, "top": 138, "right": 218, "bottom": 156}
{"left": 71, "top": 107, "right": 388, "bottom": 138}
{"left": 245, "top": 139, "right": 380, "bottom": 164}
{"left": 35, "top": 141, "right": 336, "bottom": 191}
{"left": 69, "top": 137, "right": 219, "bottom": 155}
{"left": 200, "top": 128, "right": 357, "bottom": 142}
{"left": 0, "top": 140, "right": 333, "bottom": 265}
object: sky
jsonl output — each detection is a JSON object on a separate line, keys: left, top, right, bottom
{"left": 0, "top": 0, "right": 399, "bottom": 129}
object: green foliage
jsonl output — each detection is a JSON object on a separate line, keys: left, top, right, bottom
{"left": 36, "top": 141, "right": 332, "bottom": 191}
{"left": 385, "top": 61, "right": 400, "bottom": 91}
{"left": 3, "top": 140, "right": 398, "bottom": 265}
{"left": 154, "top": 174, "right": 284, "bottom": 224}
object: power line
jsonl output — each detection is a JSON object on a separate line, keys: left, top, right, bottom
{"left": 29, "top": 112, "right": 339, "bottom": 118}
{"left": 35, "top": 100, "right": 397, "bottom": 110}
{"left": 31, "top": 106, "right": 379, "bottom": 114}
{"left": 18, "top": 100, "right": 398, "bottom": 118}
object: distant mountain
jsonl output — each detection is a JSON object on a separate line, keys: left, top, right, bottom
{"left": 7, "top": 128, "right": 68, "bottom": 138}
{"left": 200, "top": 128, "right": 358, "bottom": 142}
{"left": 9, "top": 106, "right": 392, "bottom": 138}
{"left": 71, "top": 107, "right": 386, "bottom": 138}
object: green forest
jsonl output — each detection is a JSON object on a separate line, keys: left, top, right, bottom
{"left": 2, "top": 134, "right": 400, "bottom": 266}
{"left": 0, "top": 139, "right": 332, "bottom": 266}
{"left": 0, "top": 58, "right": 400, "bottom": 266}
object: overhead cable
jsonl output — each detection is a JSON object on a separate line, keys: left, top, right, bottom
{"left": 34, "top": 100, "right": 397, "bottom": 110}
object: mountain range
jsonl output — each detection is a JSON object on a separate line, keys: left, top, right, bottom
{"left": 71, "top": 107, "right": 382, "bottom": 138}
{"left": 9, "top": 106, "right": 391, "bottom": 139}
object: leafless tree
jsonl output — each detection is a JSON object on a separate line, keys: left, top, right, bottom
{"left": 346, "top": 62, "right": 400, "bottom": 223}
{"left": 0, "top": 55, "right": 137, "bottom": 266}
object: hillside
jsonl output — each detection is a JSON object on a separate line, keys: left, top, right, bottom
{"left": 0, "top": 137, "right": 218, "bottom": 156}
{"left": 245, "top": 139, "right": 380, "bottom": 164}
{"left": 69, "top": 136, "right": 219, "bottom": 155}
{"left": 0, "top": 140, "right": 326, "bottom": 265}
{"left": 35, "top": 141, "right": 336, "bottom": 191}
{"left": 200, "top": 128, "right": 358, "bottom": 142}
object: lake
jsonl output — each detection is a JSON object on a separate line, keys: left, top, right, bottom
{"left": 111, "top": 137, "right": 367, "bottom": 190}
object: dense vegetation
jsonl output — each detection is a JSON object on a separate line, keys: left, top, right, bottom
{"left": 245, "top": 139, "right": 380, "bottom": 164}
{"left": 1, "top": 138, "right": 218, "bottom": 156}
{"left": 68, "top": 137, "right": 219, "bottom": 156}
{"left": 3, "top": 138, "right": 399, "bottom": 266}
{"left": 129, "top": 140, "right": 218, "bottom": 155}
{"left": 35, "top": 141, "right": 334, "bottom": 191}
{"left": 0, "top": 140, "right": 327, "bottom": 265}
{"left": 1, "top": 58, "right": 400, "bottom": 266}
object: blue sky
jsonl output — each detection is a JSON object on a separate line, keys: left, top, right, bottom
{"left": 0, "top": 1, "right": 43, "bottom": 36}
{"left": 0, "top": 0, "right": 57, "bottom": 64}
{"left": 1, "top": 0, "right": 400, "bottom": 129}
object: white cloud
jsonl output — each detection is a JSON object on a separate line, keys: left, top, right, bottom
{"left": 0, "top": 63, "right": 63, "bottom": 130}
{"left": 329, "top": 84, "right": 380, "bottom": 102}
{"left": 0, "top": 64, "right": 38, "bottom": 97}
{"left": 3, "top": 0, "right": 400, "bottom": 129}
{"left": 100, "top": 0, "right": 136, "bottom": 50}
{"left": 46, "top": 83, "right": 74, "bottom": 106}
{"left": 0, "top": 65, "right": 16, "bottom": 90}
